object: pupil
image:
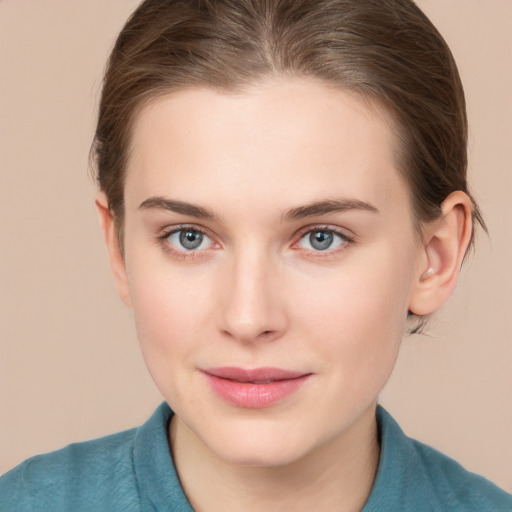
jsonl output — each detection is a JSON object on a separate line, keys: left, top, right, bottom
{"left": 180, "top": 229, "right": 203, "bottom": 250}
{"left": 311, "top": 231, "right": 332, "bottom": 250}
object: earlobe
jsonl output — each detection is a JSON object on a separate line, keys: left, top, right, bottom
{"left": 409, "top": 191, "right": 473, "bottom": 316}
{"left": 95, "top": 191, "right": 132, "bottom": 308}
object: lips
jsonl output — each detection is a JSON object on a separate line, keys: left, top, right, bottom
{"left": 204, "top": 367, "right": 308, "bottom": 382}
{"left": 202, "top": 367, "right": 312, "bottom": 408}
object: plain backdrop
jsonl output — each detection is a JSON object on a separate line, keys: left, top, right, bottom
{"left": 0, "top": 0, "right": 511, "bottom": 492}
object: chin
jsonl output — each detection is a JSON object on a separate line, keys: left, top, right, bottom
{"left": 214, "top": 440, "right": 307, "bottom": 468}
{"left": 200, "top": 416, "right": 317, "bottom": 468}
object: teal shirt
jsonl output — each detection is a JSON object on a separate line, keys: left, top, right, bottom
{"left": 1, "top": 403, "right": 511, "bottom": 511}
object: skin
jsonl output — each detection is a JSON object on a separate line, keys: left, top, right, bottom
{"left": 97, "top": 77, "right": 472, "bottom": 511}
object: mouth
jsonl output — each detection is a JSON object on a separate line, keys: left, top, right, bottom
{"left": 201, "top": 367, "right": 312, "bottom": 408}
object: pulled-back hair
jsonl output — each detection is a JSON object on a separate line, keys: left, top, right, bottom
{"left": 92, "top": 0, "right": 484, "bottom": 269}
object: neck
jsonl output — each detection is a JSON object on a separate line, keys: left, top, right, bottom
{"left": 169, "top": 405, "right": 380, "bottom": 512}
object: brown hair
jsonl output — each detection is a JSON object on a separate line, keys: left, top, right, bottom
{"left": 92, "top": 0, "right": 485, "bottom": 291}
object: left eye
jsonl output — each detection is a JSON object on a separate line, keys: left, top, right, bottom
{"left": 297, "top": 229, "right": 347, "bottom": 251}
{"left": 166, "top": 228, "right": 212, "bottom": 251}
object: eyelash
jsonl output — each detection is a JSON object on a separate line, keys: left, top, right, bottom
{"left": 156, "top": 224, "right": 354, "bottom": 260}
{"left": 293, "top": 225, "right": 354, "bottom": 259}
{"left": 156, "top": 225, "right": 216, "bottom": 260}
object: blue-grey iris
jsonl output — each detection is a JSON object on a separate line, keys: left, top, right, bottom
{"left": 180, "top": 229, "right": 203, "bottom": 250}
{"left": 310, "top": 231, "right": 333, "bottom": 250}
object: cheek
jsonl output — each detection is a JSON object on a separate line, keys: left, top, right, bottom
{"left": 127, "top": 264, "right": 202, "bottom": 374}
{"left": 294, "top": 246, "right": 414, "bottom": 374}
{"left": 128, "top": 275, "right": 210, "bottom": 411}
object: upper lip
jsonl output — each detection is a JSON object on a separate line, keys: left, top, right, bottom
{"left": 202, "top": 367, "right": 311, "bottom": 383}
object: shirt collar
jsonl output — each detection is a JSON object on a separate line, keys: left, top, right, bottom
{"left": 134, "top": 402, "right": 194, "bottom": 512}
{"left": 133, "top": 402, "right": 436, "bottom": 511}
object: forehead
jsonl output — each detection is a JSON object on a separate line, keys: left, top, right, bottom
{"left": 125, "top": 78, "right": 408, "bottom": 219}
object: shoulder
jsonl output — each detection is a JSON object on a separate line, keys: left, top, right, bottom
{"left": 0, "top": 427, "right": 140, "bottom": 512}
{"left": 410, "top": 438, "right": 512, "bottom": 511}
{"left": 0, "top": 403, "right": 180, "bottom": 512}
{"left": 366, "top": 406, "right": 512, "bottom": 512}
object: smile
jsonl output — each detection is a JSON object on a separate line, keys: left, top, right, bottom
{"left": 201, "top": 367, "right": 312, "bottom": 409}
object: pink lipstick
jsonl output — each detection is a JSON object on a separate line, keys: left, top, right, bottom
{"left": 202, "top": 367, "right": 312, "bottom": 408}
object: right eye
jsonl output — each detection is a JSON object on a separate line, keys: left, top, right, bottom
{"left": 165, "top": 227, "right": 213, "bottom": 252}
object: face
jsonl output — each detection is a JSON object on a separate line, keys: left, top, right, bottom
{"left": 118, "top": 78, "right": 425, "bottom": 466}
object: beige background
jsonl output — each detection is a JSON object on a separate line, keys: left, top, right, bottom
{"left": 0, "top": 0, "right": 511, "bottom": 492}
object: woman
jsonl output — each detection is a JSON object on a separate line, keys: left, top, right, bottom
{"left": 1, "top": 0, "right": 511, "bottom": 510}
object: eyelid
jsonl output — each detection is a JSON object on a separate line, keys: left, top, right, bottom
{"left": 157, "top": 224, "right": 220, "bottom": 256}
{"left": 155, "top": 223, "right": 354, "bottom": 260}
{"left": 293, "top": 224, "right": 355, "bottom": 243}
{"left": 291, "top": 224, "right": 355, "bottom": 256}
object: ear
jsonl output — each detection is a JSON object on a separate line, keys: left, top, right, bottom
{"left": 408, "top": 191, "right": 473, "bottom": 316}
{"left": 95, "top": 191, "right": 132, "bottom": 308}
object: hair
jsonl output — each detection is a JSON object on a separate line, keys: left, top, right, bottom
{"left": 91, "top": 0, "right": 486, "bottom": 331}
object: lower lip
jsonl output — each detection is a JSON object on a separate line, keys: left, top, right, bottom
{"left": 203, "top": 373, "right": 312, "bottom": 408}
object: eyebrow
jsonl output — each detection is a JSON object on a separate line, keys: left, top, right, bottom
{"left": 138, "top": 196, "right": 379, "bottom": 223}
{"left": 283, "top": 198, "right": 379, "bottom": 221}
{"left": 139, "top": 196, "right": 219, "bottom": 221}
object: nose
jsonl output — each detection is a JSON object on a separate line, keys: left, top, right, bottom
{"left": 217, "top": 247, "right": 288, "bottom": 344}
